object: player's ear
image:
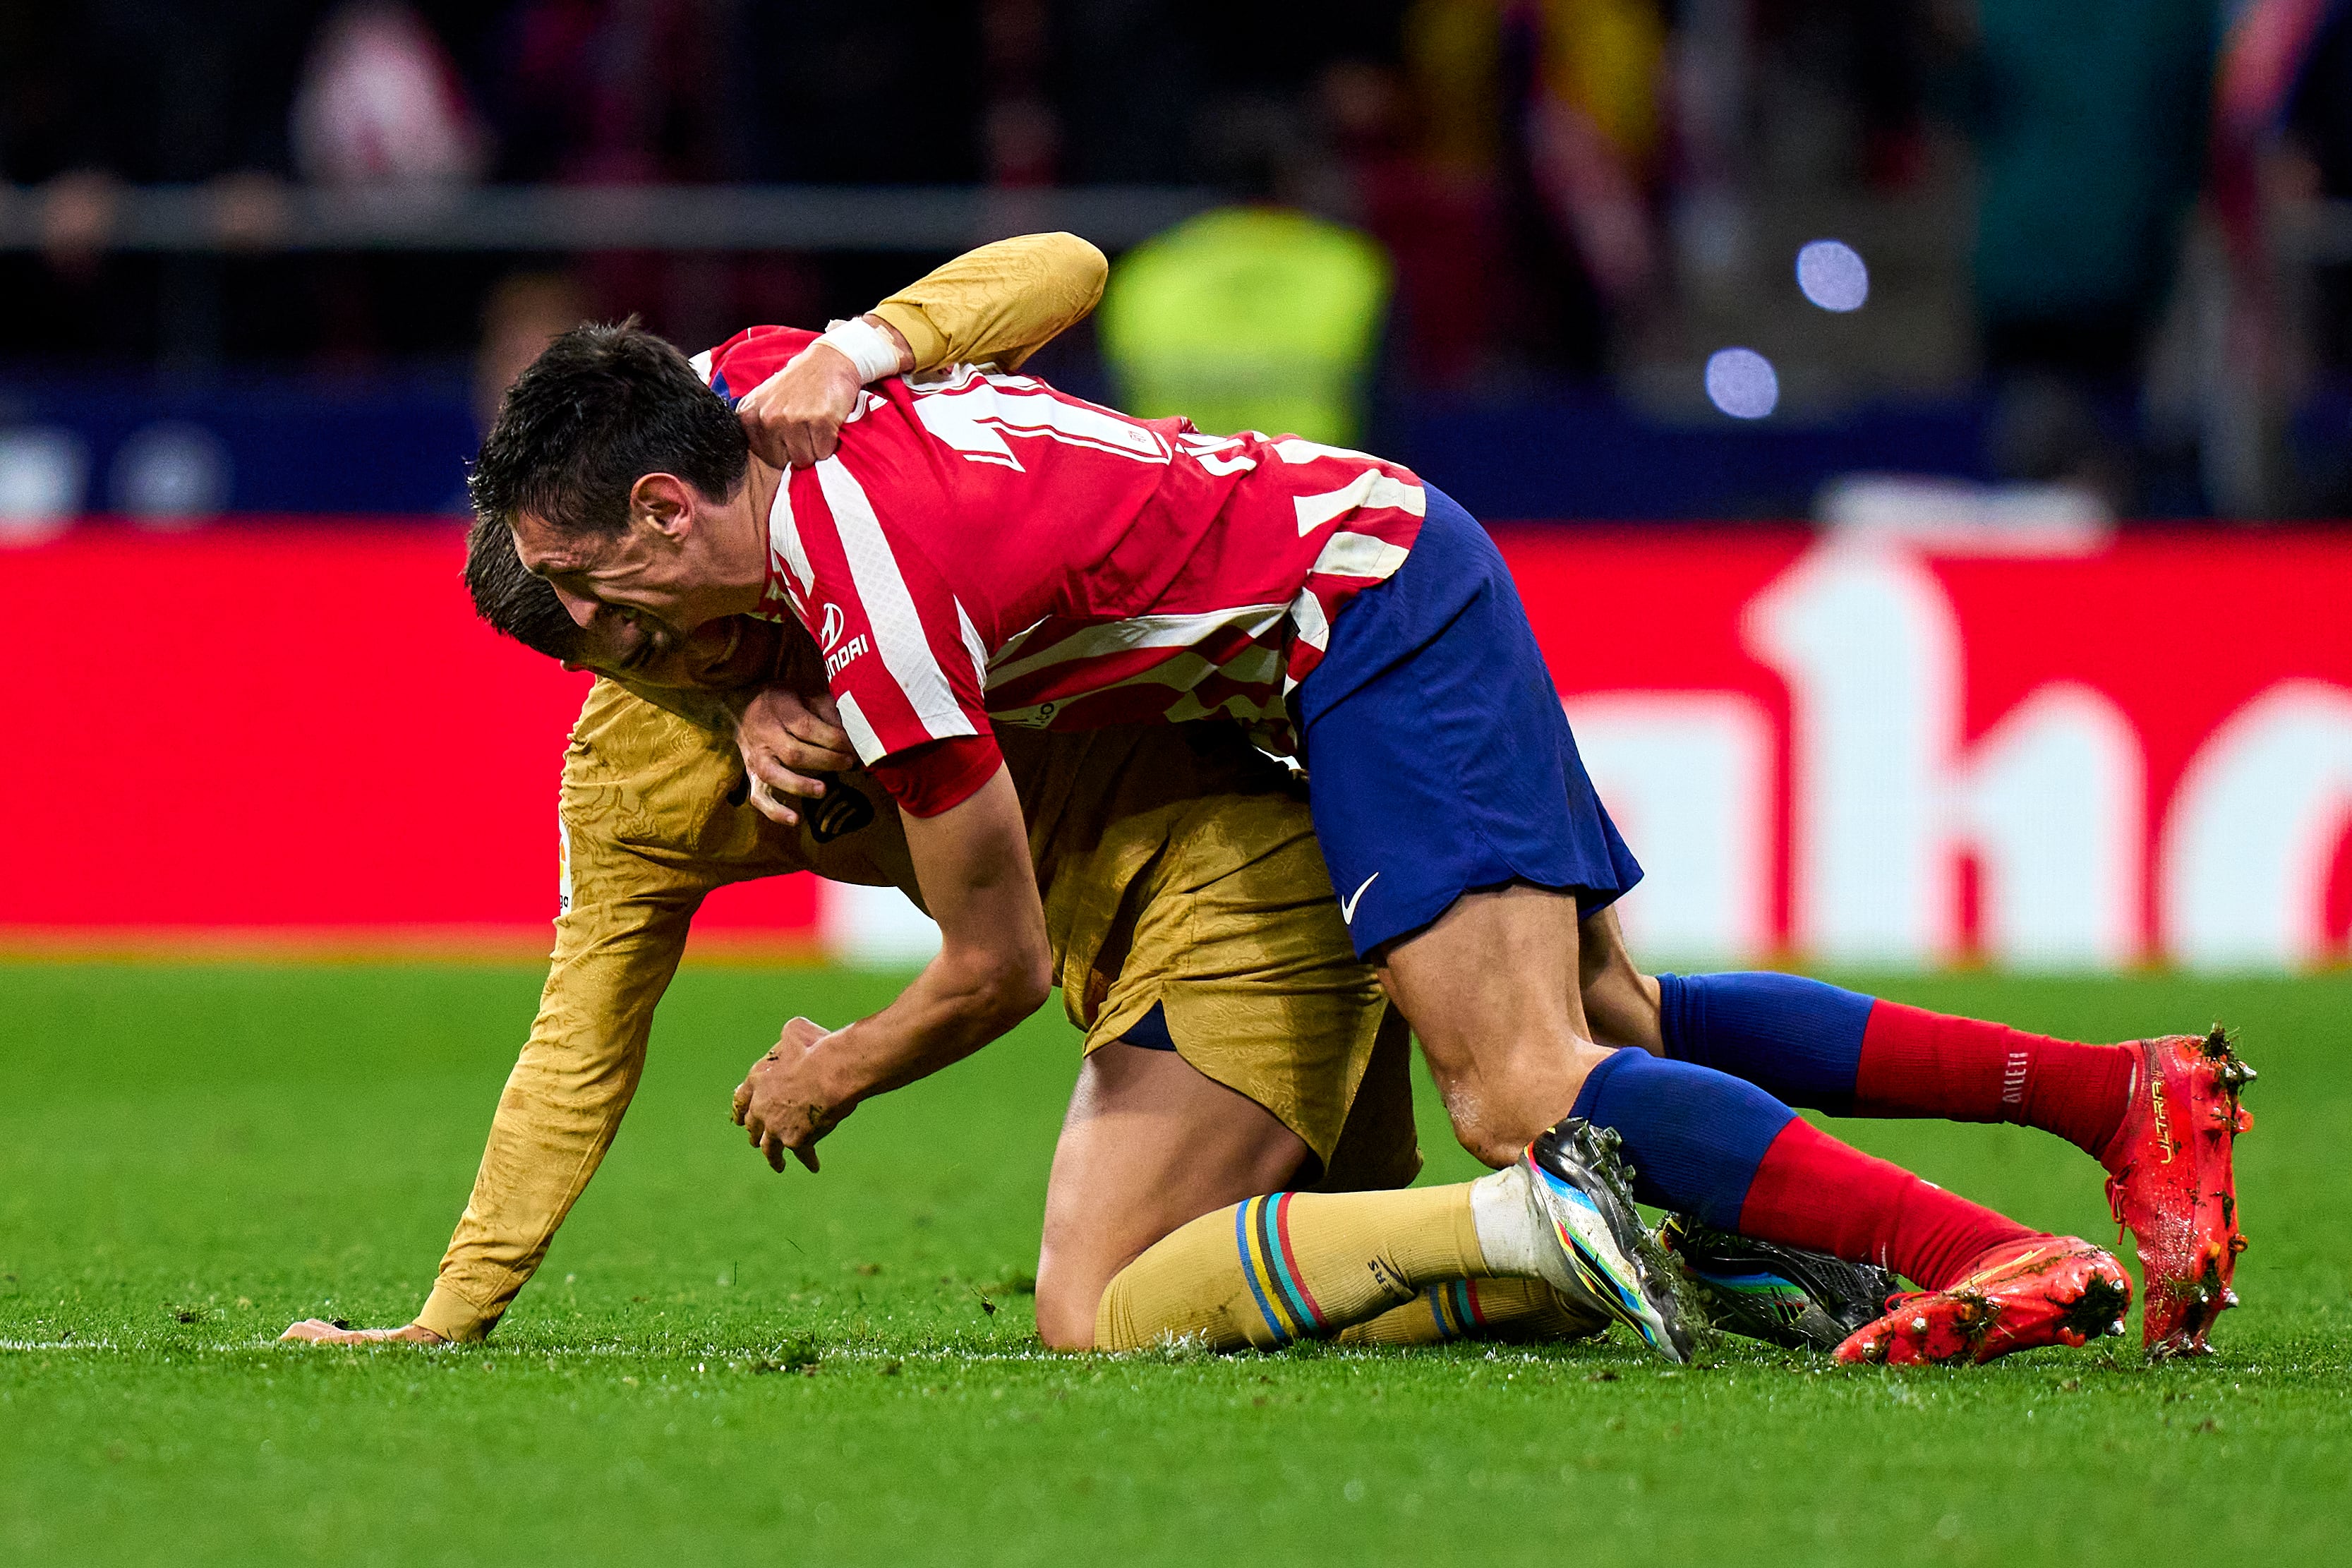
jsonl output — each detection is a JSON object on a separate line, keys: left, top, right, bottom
{"left": 629, "top": 472, "right": 696, "bottom": 540}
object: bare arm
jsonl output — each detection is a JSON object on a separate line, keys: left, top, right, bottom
{"left": 733, "top": 765, "right": 1051, "bottom": 1171}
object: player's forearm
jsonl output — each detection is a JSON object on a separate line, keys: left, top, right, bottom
{"left": 869, "top": 231, "right": 1107, "bottom": 373}
{"left": 421, "top": 1031, "right": 651, "bottom": 1341}
{"left": 422, "top": 915, "right": 692, "bottom": 1341}
{"left": 808, "top": 769, "right": 1050, "bottom": 1107}
{"left": 810, "top": 941, "right": 1048, "bottom": 1110}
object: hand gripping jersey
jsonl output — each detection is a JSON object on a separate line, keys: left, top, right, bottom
{"left": 696, "top": 325, "right": 1426, "bottom": 800}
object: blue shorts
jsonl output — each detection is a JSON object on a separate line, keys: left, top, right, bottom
{"left": 1293, "top": 486, "right": 1643, "bottom": 958}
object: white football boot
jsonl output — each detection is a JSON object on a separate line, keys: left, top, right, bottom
{"left": 1518, "top": 1117, "right": 1696, "bottom": 1363}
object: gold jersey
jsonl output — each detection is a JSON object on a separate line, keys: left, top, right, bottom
{"left": 414, "top": 232, "right": 1408, "bottom": 1343}
{"left": 868, "top": 230, "right": 1107, "bottom": 375}
{"left": 418, "top": 684, "right": 1405, "bottom": 1341}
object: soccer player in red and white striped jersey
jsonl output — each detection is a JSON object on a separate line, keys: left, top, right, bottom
{"left": 694, "top": 324, "right": 1425, "bottom": 809}
{"left": 483, "top": 317, "right": 2149, "bottom": 1365}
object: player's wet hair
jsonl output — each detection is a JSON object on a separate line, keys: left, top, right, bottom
{"left": 467, "top": 318, "right": 747, "bottom": 538}
{"left": 464, "top": 513, "right": 584, "bottom": 663}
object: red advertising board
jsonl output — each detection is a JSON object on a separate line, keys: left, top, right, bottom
{"left": 4, "top": 521, "right": 2347, "bottom": 968}
{"left": 1500, "top": 526, "right": 2352, "bottom": 969}
{"left": 0, "top": 524, "right": 815, "bottom": 952}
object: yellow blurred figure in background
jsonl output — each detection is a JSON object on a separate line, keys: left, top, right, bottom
{"left": 1099, "top": 207, "right": 1391, "bottom": 447}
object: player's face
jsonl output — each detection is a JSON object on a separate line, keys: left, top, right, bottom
{"left": 572, "top": 610, "right": 781, "bottom": 691}
{"left": 509, "top": 474, "right": 750, "bottom": 636}
{"left": 512, "top": 514, "right": 661, "bottom": 627}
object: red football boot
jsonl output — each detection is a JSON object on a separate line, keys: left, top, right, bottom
{"left": 2099, "top": 1027, "right": 2256, "bottom": 1357}
{"left": 1833, "top": 1237, "right": 2132, "bottom": 1367}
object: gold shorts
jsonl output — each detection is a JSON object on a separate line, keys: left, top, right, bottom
{"left": 1066, "top": 791, "right": 1421, "bottom": 1193}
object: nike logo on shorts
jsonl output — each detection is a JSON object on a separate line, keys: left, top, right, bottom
{"left": 1339, "top": 872, "right": 1380, "bottom": 924}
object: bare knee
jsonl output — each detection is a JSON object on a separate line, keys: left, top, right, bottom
{"left": 1032, "top": 1041, "right": 1308, "bottom": 1350}
{"left": 1377, "top": 884, "right": 1610, "bottom": 1162}
{"left": 1446, "top": 1106, "right": 1553, "bottom": 1169}
{"left": 1426, "top": 1049, "right": 1607, "bottom": 1169}
{"left": 1032, "top": 1271, "right": 1104, "bottom": 1351}
{"left": 1452, "top": 1118, "right": 1524, "bottom": 1170}
{"left": 1413, "top": 1067, "right": 1503, "bottom": 1166}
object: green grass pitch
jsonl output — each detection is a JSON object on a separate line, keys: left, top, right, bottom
{"left": 3, "top": 960, "right": 2348, "bottom": 1566}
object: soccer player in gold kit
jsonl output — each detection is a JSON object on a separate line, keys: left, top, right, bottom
{"left": 295, "top": 232, "right": 2207, "bottom": 1365}
{"left": 284, "top": 235, "right": 1616, "bottom": 1355}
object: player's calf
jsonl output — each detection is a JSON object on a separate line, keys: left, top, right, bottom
{"left": 1086, "top": 1121, "right": 1674, "bottom": 1356}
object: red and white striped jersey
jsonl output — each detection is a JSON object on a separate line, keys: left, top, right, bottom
{"left": 695, "top": 325, "right": 1427, "bottom": 776}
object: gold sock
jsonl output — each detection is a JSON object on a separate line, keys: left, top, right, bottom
{"left": 1094, "top": 1185, "right": 1488, "bottom": 1351}
{"left": 1334, "top": 1277, "right": 1611, "bottom": 1346}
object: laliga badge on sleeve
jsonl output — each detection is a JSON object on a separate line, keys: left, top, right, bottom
{"left": 556, "top": 816, "right": 574, "bottom": 918}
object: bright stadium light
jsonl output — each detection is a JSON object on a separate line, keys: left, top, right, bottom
{"left": 1705, "top": 347, "right": 1780, "bottom": 419}
{"left": 1796, "top": 239, "right": 1869, "bottom": 311}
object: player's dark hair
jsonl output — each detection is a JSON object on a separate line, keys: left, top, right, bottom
{"left": 467, "top": 318, "right": 747, "bottom": 538}
{"left": 464, "top": 513, "right": 584, "bottom": 663}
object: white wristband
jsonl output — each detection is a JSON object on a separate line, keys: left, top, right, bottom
{"left": 818, "top": 317, "right": 903, "bottom": 384}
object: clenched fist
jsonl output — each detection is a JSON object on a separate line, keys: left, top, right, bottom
{"left": 732, "top": 1015, "right": 855, "bottom": 1173}
{"left": 735, "top": 317, "right": 912, "bottom": 469}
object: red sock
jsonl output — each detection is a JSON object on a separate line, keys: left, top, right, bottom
{"left": 1852, "top": 1001, "right": 2134, "bottom": 1157}
{"left": 1737, "top": 1118, "right": 2042, "bottom": 1291}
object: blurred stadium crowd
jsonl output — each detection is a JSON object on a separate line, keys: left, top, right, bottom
{"left": 1, "top": 0, "right": 2348, "bottom": 519}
